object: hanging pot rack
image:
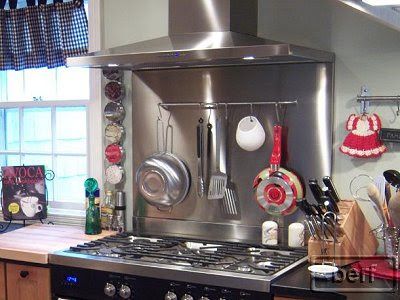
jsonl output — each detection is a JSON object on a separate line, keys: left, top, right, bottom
{"left": 158, "top": 100, "right": 298, "bottom": 110}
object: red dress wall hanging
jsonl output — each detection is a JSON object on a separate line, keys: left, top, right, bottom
{"left": 340, "top": 113, "right": 386, "bottom": 158}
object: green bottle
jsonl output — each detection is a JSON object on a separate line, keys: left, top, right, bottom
{"left": 84, "top": 178, "right": 102, "bottom": 235}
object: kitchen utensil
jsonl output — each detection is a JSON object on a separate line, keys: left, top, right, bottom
{"left": 104, "top": 81, "right": 125, "bottom": 102}
{"left": 136, "top": 116, "right": 191, "bottom": 210}
{"left": 308, "top": 179, "right": 325, "bottom": 205}
{"left": 384, "top": 170, "right": 400, "bottom": 190}
{"left": 105, "top": 123, "right": 124, "bottom": 144}
{"left": 222, "top": 111, "right": 240, "bottom": 217}
{"left": 380, "top": 227, "right": 400, "bottom": 269}
{"left": 196, "top": 118, "right": 205, "bottom": 198}
{"left": 388, "top": 191, "right": 400, "bottom": 228}
{"left": 104, "top": 102, "right": 125, "bottom": 122}
{"left": 367, "top": 183, "right": 389, "bottom": 227}
{"left": 235, "top": 116, "right": 265, "bottom": 151}
{"left": 208, "top": 117, "right": 227, "bottom": 200}
{"left": 349, "top": 174, "right": 375, "bottom": 202}
{"left": 322, "top": 176, "right": 341, "bottom": 203}
{"left": 321, "top": 189, "right": 339, "bottom": 213}
{"left": 253, "top": 125, "right": 303, "bottom": 216}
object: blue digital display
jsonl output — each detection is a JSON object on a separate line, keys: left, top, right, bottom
{"left": 66, "top": 276, "right": 78, "bottom": 284}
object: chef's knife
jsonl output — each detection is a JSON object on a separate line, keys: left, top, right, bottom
{"left": 322, "top": 176, "right": 341, "bottom": 203}
{"left": 321, "top": 195, "right": 339, "bottom": 214}
{"left": 196, "top": 119, "right": 205, "bottom": 198}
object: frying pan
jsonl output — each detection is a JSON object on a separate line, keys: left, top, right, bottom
{"left": 253, "top": 125, "right": 303, "bottom": 216}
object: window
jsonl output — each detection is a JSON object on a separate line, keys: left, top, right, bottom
{"left": 0, "top": 0, "right": 101, "bottom": 215}
{"left": 0, "top": 67, "right": 90, "bottom": 212}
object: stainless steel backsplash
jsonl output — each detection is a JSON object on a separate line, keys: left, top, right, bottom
{"left": 131, "top": 63, "right": 334, "bottom": 244}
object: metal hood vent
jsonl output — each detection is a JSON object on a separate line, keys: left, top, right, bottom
{"left": 68, "top": 0, "right": 334, "bottom": 70}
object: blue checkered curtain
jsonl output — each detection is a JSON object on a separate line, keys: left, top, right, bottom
{"left": 0, "top": 0, "right": 88, "bottom": 70}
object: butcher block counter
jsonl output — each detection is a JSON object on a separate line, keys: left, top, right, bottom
{"left": 0, "top": 223, "right": 113, "bottom": 264}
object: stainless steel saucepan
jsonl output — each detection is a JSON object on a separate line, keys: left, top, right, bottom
{"left": 136, "top": 115, "right": 191, "bottom": 210}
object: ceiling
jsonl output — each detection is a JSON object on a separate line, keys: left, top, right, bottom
{"left": 338, "top": 0, "right": 400, "bottom": 31}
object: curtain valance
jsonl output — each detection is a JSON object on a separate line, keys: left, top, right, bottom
{"left": 0, "top": 0, "right": 88, "bottom": 70}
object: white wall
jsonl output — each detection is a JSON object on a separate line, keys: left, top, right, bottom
{"left": 101, "top": 0, "right": 168, "bottom": 230}
{"left": 258, "top": 0, "right": 400, "bottom": 234}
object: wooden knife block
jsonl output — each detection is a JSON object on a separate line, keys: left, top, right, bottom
{"left": 308, "top": 200, "right": 378, "bottom": 266}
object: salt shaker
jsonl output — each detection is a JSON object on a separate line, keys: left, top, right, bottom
{"left": 288, "top": 222, "right": 305, "bottom": 247}
{"left": 262, "top": 221, "right": 278, "bottom": 245}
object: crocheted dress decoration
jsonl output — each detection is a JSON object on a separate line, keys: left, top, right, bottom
{"left": 340, "top": 113, "right": 386, "bottom": 158}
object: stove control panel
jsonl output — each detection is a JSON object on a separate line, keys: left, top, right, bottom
{"left": 52, "top": 265, "right": 271, "bottom": 300}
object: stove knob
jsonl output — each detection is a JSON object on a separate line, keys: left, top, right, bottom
{"left": 118, "top": 284, "right": 132, "bottom": 299}
{"left": 104, "top": 283, "right": 116, "bottom": 297}
{"left": 199, "top": 297, "right": 210, "bottom": 300}
{"left": 164, "top": 291, "right": 178, "bottom": 300}
{"left": 181, "top": 294, "right": 194, "bottom": 300}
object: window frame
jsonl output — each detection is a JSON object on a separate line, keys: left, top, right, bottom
{"left": 0, "top": 0, "right": 102, "bottom": 217}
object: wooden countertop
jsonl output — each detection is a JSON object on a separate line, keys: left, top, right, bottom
{"left": 0, "top": 223, "right": 113, "bottom": 264}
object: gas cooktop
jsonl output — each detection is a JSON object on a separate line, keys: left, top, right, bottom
{"left": 50, "top": 233, "right": 307, "bottom": 293}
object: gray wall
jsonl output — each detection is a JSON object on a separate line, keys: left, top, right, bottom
{"left": 258, "top": 0, "right": 400, "bottom": 232}
{"left": 100, "top": 0, "right": 400, "bottom": 231}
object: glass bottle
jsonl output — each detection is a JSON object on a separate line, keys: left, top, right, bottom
{"left": 101, "top": 190, "right": 115, "bottom": 230}
{"left": 84, "top": 178, "right": 102, "bottom": 235}
{"left": 85, "top": 195, "right": 102, "bottom": 235}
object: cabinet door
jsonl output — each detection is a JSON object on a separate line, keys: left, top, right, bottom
{"left": 6, "top": 263, "right": 51, "bottom": 300}
{"left": 0, "top": 262, "right": 6, "bottom": 300}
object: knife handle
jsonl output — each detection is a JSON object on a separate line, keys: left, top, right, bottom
{"left": 323, "top": 176, "right": 340, "bottom": 203}
{"left": 197, "top": 124, "right": 201, "bottom": 158}
{"left": 308, "top": 179, "right": 324, "bottom": 205}
{"left": 324, "top": 189, "right": 340, "bottom": 213}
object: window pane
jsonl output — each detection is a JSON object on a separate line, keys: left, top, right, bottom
{"left": 24, "top": 68, "right": 57, "bottom": 101}
{"left": 54, "top": 156, "right": 87, "bottom": 202}
{"left": 22, "top": 154, "right": 53, "bottom": 201}
{"left": 56, "top": 67, "right": 89, "bottom": 100}
{"left": 0, "top": 154, "right": 20, "bottom": 192}
{"left": 0, "top": 154, "right": 20, "bottom": 166}
{"left": 5, "top": 70, "right": 24, "bottom": 102}
{"left": 0, "top": 108, "right": 19, "bottom": 151}
{"left": 56, "top": 107, "right": 86, "bottom": 154}
{"left": 22, "top": 108, "right": 52, "bottom": 153}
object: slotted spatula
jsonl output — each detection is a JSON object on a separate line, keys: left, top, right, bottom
{"left": 208, "top": 117, "right": 227, "bottom": 200}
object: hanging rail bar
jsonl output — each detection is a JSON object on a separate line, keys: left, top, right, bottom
{"left": 159, "top": 100, "right": 298, "bottom": 109}
{"left": 356, "top": 95, "right": 400, "bottom": 102}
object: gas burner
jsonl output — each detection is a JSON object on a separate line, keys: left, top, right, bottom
{"left": 236, "top": 265, "right": 253, "bottom": 273}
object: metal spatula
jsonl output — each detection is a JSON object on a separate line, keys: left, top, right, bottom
{"left": 208, "top": 117, "right": 227, "bottom": 200}
{"left": 221, "top": 115, "right": 240, "bottom": 217}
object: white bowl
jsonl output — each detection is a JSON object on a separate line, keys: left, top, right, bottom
{"left": 308, "top": 264, "right": 339, "bottom": 279}
{"left": 235, "top": 116, "right": 265, "bottom": 151}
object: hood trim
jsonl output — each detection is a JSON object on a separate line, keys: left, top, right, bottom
{"left": 67, "top": 31, "right": 334, "bottom": 70}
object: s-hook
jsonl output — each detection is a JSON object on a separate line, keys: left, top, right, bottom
{"left": 249, "top": 103, "right": 254, "bottom": 122}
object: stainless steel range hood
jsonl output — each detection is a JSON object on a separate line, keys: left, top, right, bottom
{"left": 68, "top": 0, "right": 334, "bottom": 70}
